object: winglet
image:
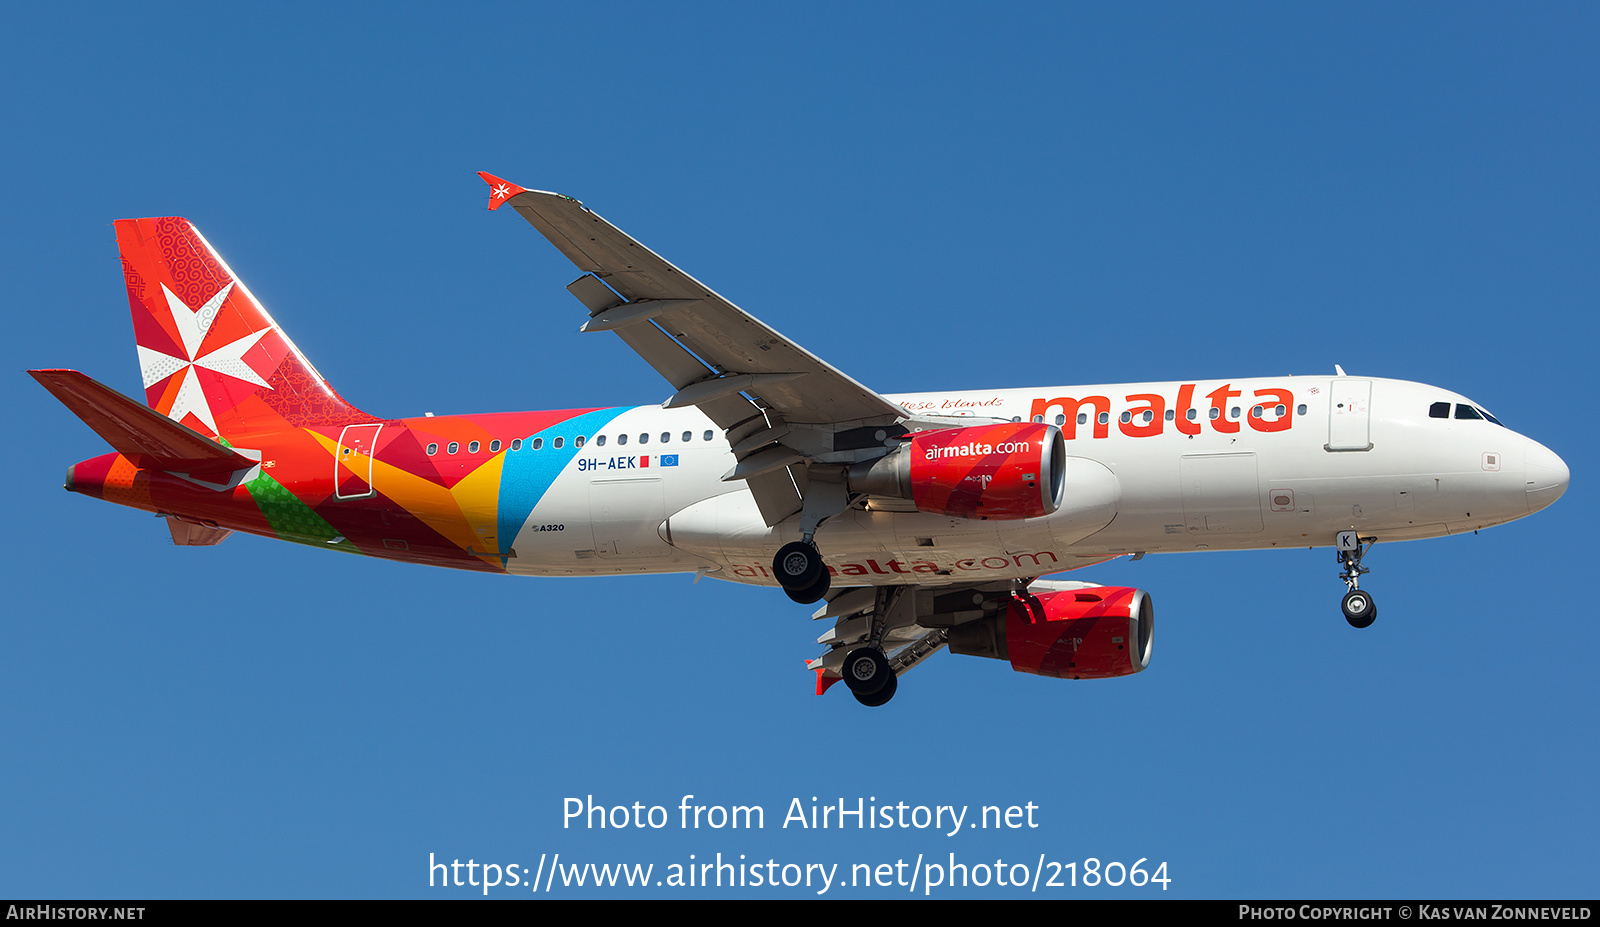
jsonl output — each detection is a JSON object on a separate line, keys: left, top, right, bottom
{"left": 477, "top": 171, "right": 526, "bottom": 211}
{"left": 809, "top": 661, "right": 843, "bottom": 696}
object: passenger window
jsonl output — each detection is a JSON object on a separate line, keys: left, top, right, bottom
{"left": 618, "top": 434, "right": 628, "bottom": 445}
{"left": 553, "top": 436, "right": 565, "bottom": 448}
{"left": 1187, "top": 408, "right": 1198, "bottom": 421}
{"left": 531, "top": 438, "right": 543, "bottom": 450}
{"left": 1097, "top": 412, "right": 1109, "bottom": 425}
{"left": 1251, "top": 406, "right": 1263, "bottom": 419}
{"left": 1230, "top": 407, "right": 1241, "bottom": 419}
{"left": 682, "top": 431, "right": 692, "bottom": 442}
{"left": 575, "top": 436, "right": 586, "bottom": 448}
{"left": 1208, "top": 408, "right": 1220, "bottom": 420}
{"left": 1164, "top": 409, "right": 1175, "bottom": 421}
{"left": 511, "top": 439, "right": 522, "bottom": 451}
{"left": 596, "top": 435, "right": 607, "bottom": 447}
{"left": 661, "top": 432, "right": 670, "bottom": 443}
{"left": 490, "top": 439, "right": 501, "bottom": 452}
{"left": 426, "top": 443, "right": 438, "bottom": 456}
{"left": 1455, "top": 404, "right": 1482, "bottom": 421}
{"left": 1296, "top": 404, "right": 1307, "bottom": 415}
{"left": 1275, "top": 404, "right": 1286, "bottom": 417}
{"left": 447, "top": 442, "right": 459, "bottom": 454}
{"left": 1077, "top": 413, "right": 1087, "bottom": 425}
{"left": 1429, "top": 401, "right": 1451, "bottom": 419}
{"left": 1032, "top": 414, "right": 1044, "bottom": 423}
{"left": 639, "top": 433, "right": 649, "bottom": 445}
{"left": 469, "top": 440, "right": 480, "bottom": 453}
{"left": 1119, "top": 411, "right": 1131, "bottom": 423}
{"left": 1142, "top": 410, "right": 1153, "bottom": 422}
{"left": 704, "top": 430, "right": 714, "bottom": 441}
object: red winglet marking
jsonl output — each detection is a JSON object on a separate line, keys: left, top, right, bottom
{"left": 477, "top": 171, "right": 526, "bottom": 211}
{"left": 812, "top": 665, "right": 844, "bottom": 696}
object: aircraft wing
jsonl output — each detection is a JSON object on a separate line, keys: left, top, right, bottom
{"left": 482, "top": 175, "right": 906, "bottom": 428}
{"left": 481, "top": 173, "right": 910, "bottom": 525}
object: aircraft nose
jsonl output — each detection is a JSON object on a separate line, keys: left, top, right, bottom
{"left": 1524, "top": 440, "right": 1569, "bottom": 513}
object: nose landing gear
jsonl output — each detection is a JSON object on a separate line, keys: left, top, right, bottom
{"left": 1341, "top": 589, "right": 1375, "bottom": 628}
{"left": 1336, "top": 531, "right": 1377, "bottom": 628}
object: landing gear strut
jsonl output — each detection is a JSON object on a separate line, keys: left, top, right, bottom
{"left": 1336, "top": 531, "right": 1377, "bottom": 628}
{"left": 778, "top": 480, "right": 850, "bottom": 606}
{"left": 843, "top": 587, "right": 909, "bottom": 706}
{"left": 774, "top": 540, "right": 830, "bottom": 604}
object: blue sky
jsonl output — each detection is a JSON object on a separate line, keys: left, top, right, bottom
{"left": 2, "top": 3, "right": 1594, "bottom": 899}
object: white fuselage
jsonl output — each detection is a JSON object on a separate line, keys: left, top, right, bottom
{"left": 501, "top": 375, "right": 1567, "bottom": 587}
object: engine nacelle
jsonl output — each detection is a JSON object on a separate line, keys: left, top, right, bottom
{"left": 848, "top": 422, "right": 1065, "bottom": 520}
{"left": 947, "top": 585, "right": 1153, "bottom": 679}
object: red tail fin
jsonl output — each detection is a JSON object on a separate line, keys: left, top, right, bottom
{"left": 117, "top": 217, "right": 369, "bottom": 438}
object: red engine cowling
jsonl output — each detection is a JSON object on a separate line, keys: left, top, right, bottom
{"left": 947, "top": 585, "right": 1153, "bottom": 679}
{"left": 848, "top": 422, "right": 1065, "bottom": 519}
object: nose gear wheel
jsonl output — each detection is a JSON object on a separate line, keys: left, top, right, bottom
{"left": 1335, "top": 532, "right": 1378, "bottom": 628}
{"left": 1341, "top": 589, "right": 1376, "bottom": 628}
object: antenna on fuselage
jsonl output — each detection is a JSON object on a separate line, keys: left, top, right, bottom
{"left": 1334, "top": 364, "right": 1347, "bottom": 377}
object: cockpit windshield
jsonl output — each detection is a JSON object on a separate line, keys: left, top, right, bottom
{"left": 1429, "top": 400, "right": 1505, "bottom": 427}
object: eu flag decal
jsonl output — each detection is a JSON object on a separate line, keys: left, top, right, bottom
{"left": 660, "top": 454, "right": 680, "bottom": 467}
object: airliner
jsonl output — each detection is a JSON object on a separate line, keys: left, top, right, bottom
{"left": 30, "top": 172, "right": 1569, "bottom": 706}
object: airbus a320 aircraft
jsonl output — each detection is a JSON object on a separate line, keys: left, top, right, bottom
{"left": 32, "top": 172, "right": 1569, "bottom": 706}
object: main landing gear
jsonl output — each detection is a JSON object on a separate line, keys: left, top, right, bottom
{"left": 778, "top": 481, "right": 850, "bottom": 605}
{"left": 1336, "top": 531, "right": 1377, "bottom": 629}
{"left": 774, "top": 535, "right": 900, "bottom": 705}
{"left": 774, "top": 540, "right": 831, "bottom": 604}
{"left": 841, "top": 647, "right": 896, "bottom": 707}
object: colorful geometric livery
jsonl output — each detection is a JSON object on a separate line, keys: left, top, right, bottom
{"left": 51, "top": 218, "right": 629, "bottom": 571}
{"left": 31, "top": 178, "right": 1569, "bottom": 707}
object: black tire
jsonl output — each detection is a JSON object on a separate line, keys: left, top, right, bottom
{"left": 773, "top": 541, "right": 823, "bottom": 591}
{"left": 1342, "top": 589, "right": 1376, "bottom": 628}
{"left": 784, "top": 570, "right": 831, "bottom": 604}
{"left": 842, "top": 648, "right": 892, "bottom": 696}
{"left": 852, "top": 669, "right": 898, "bottom": 707}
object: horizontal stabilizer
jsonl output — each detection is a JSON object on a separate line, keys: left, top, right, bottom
{"left": 29, "top": 369, "right": 258, "bottom": 477}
